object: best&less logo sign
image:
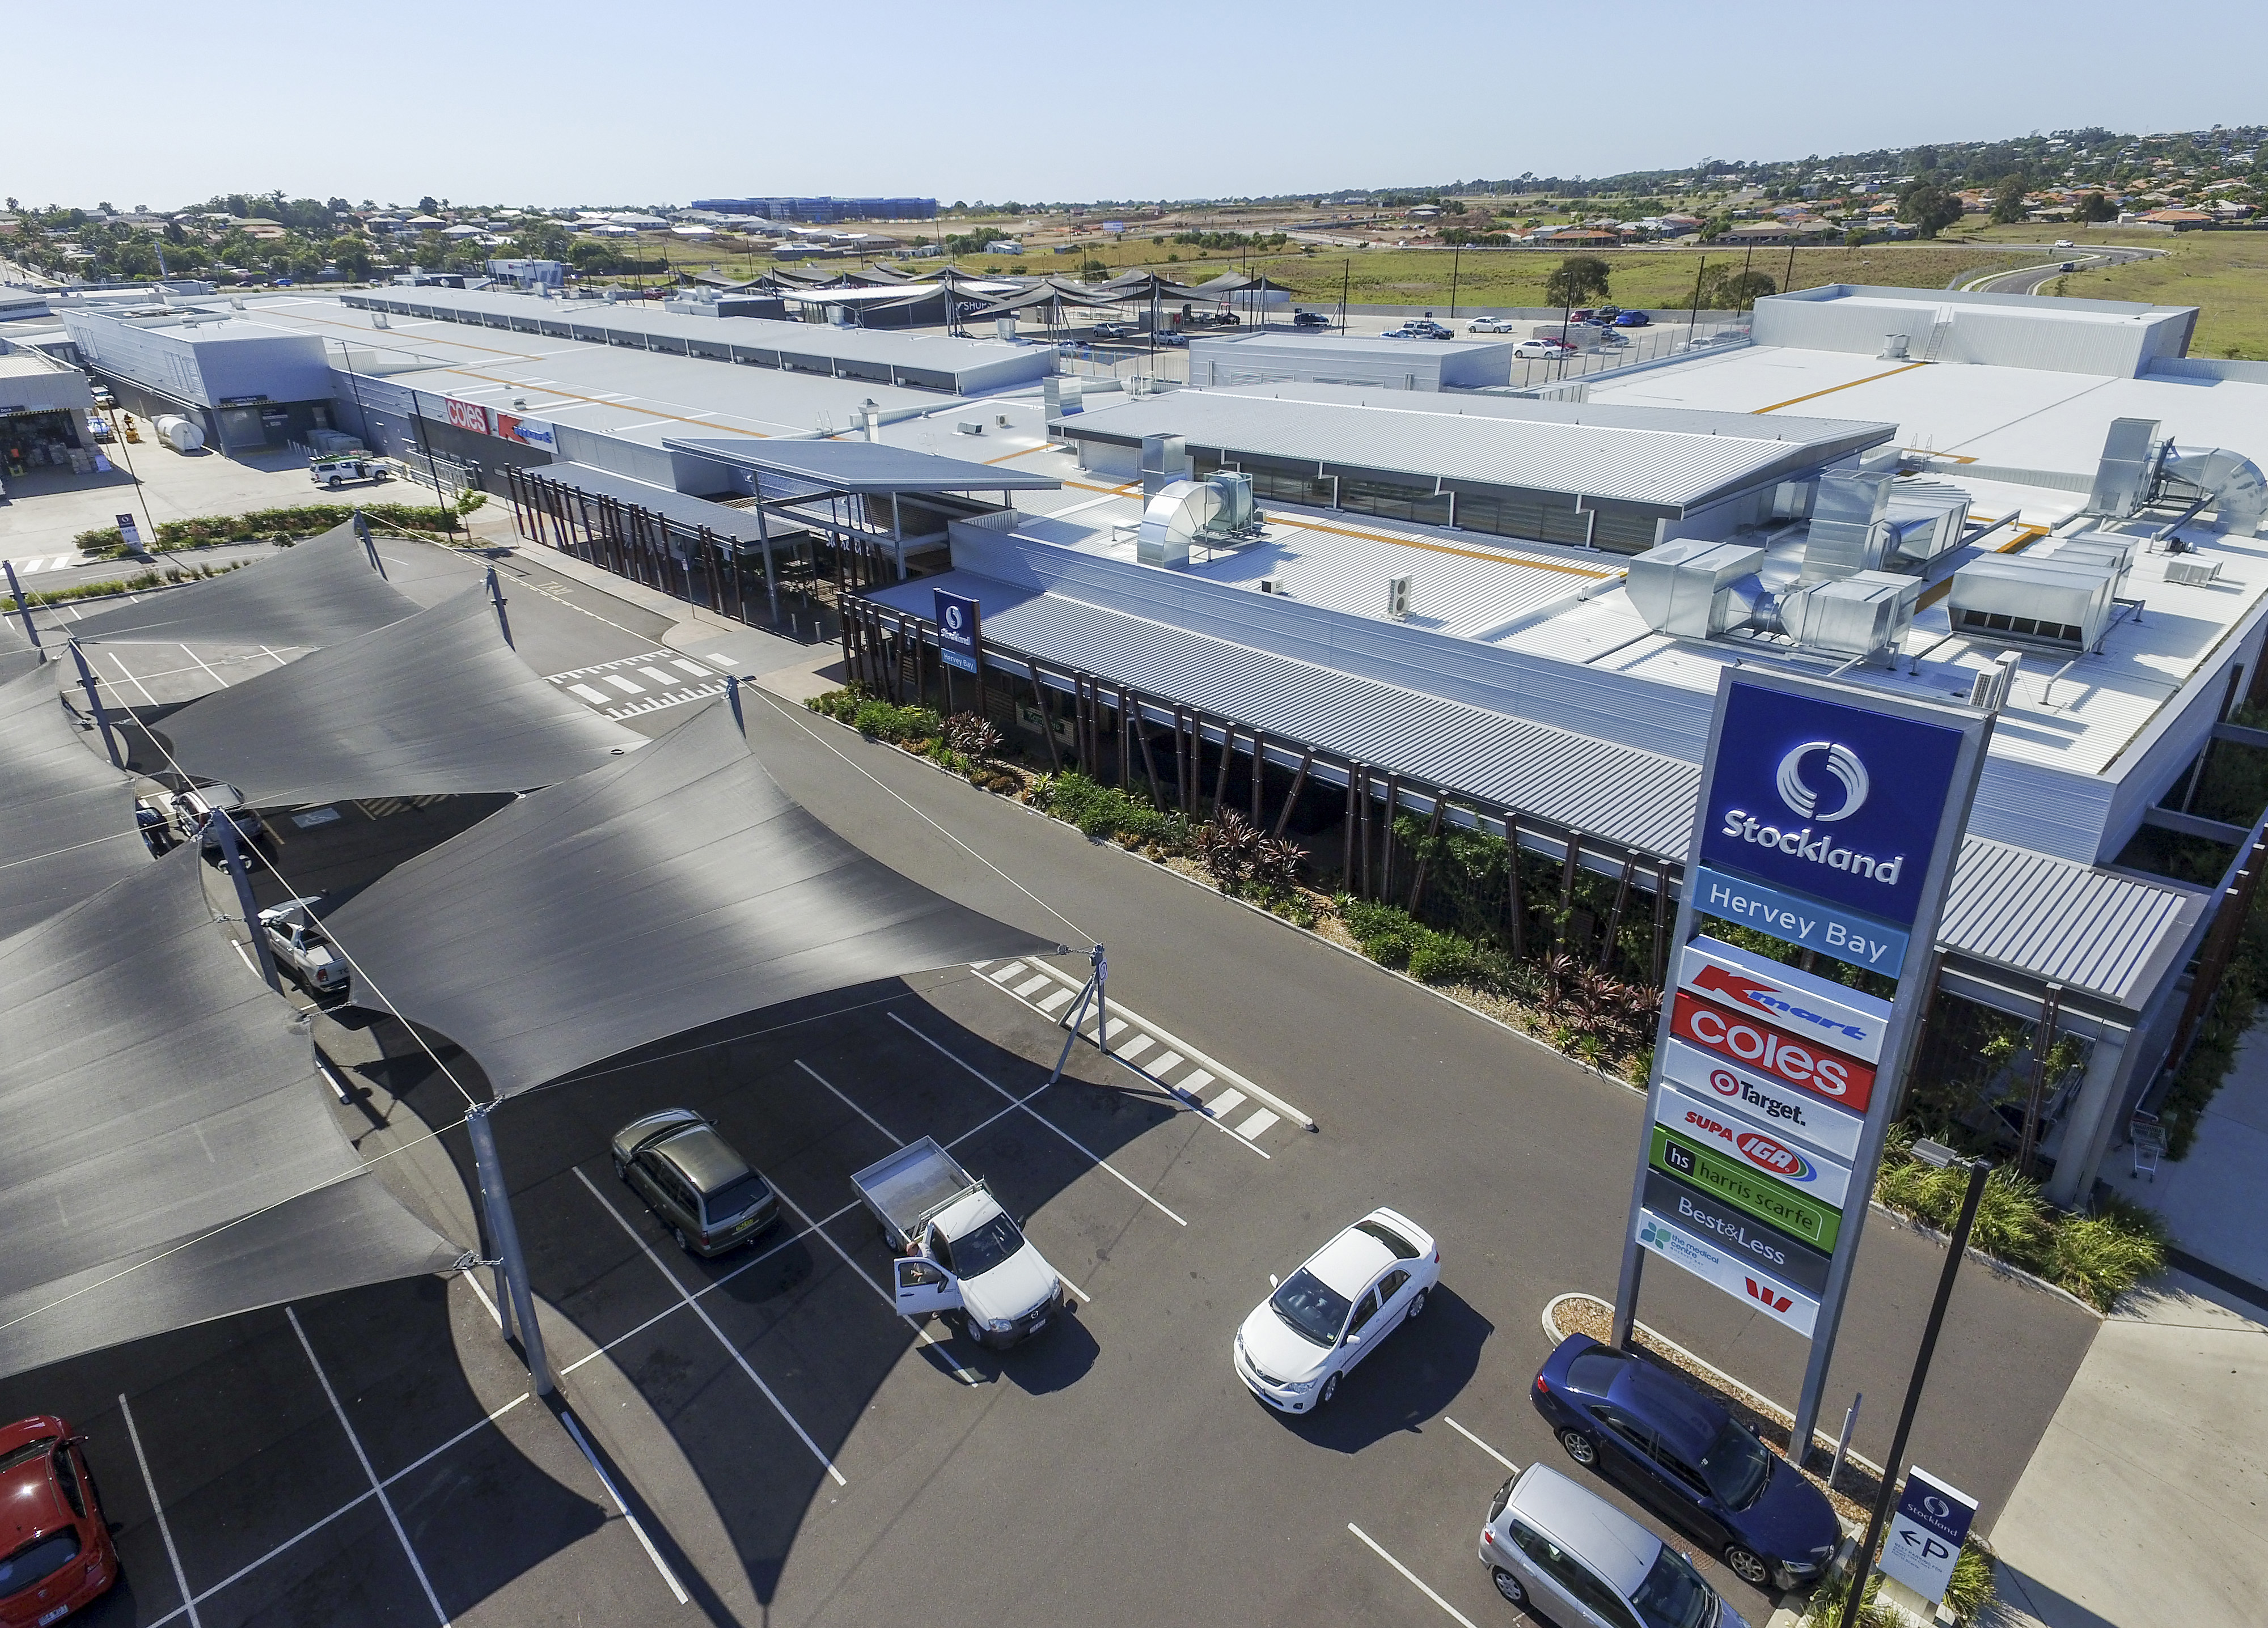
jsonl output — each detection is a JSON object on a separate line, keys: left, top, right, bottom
{"left": 1669, "top": 990, "right": 1875, "bottom": 1113}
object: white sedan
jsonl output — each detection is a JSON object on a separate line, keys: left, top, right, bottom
{"left": 1467, "top": 316, "right": 1520, "bottom": 333}
{"left": 1233, "top": 1208, "right": 1440, "bottom": 1412}
{"left": 1512, "top": 338, "right": 1576, "bottom": 359}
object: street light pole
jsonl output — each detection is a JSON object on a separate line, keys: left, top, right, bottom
{"left": 1449, "top": 243, "right": 1462, "bottom": 321}
{"left": 1839, "top": 1144, "right": 1990, "bottom": 1628}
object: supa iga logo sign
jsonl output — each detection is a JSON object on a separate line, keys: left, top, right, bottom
{"left": 1656, "top": 1085, "right": 1856, "bottom": 1207}
{"left": 1699, "top": 681, "right": 1966, "bottom": 930}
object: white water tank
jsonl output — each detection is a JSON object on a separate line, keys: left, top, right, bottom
{"left": 153, "top": 414, "right": 206, "bottom": 452}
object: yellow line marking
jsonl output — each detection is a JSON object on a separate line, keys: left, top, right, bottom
{"left": 1753, "top": 361, "right": 1931, "bottom": 415}
{"left": 1915, "top": 522, "right": 2049, "bottom": 608}
{"left": 982, "top": 443, "right": 1055, "bottom": 465}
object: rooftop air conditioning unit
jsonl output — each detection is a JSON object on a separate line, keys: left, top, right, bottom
{"left": 2164, "top": 557, "right": 2224, "bottom": 587}
{"left": 1386, "top": 574, "right": 1414, "bottom": 621}
{"left": 956, "top": 420, "right": 984, "bottom": 435}
{"left": 1948, "top": 556, "right": 2118, "bottom": 650}
{"left": 1779, "top": 571, "right": 1921, "bottom": 659}
{"left": 1967, "top": 651, "right": 2022, "bottom": 713}
{"left": 1626, "top": 538, "right": 1766, "bottom": 639}
{"left": 1258, "top": 575, "right": 1285, "bottom": 596}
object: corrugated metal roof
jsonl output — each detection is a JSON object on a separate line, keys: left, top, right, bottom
{"left": 1059, "top": 384, "right": 1894, "bottom": 510}
{"left": 870, "top": 569, "right": 1706, "bottom": 856}
{"left": 1937, "top": 838, "right": 2202, "bottom": 1006}
{"left": 869, "top": 572, "right": 2203, "bottom": 1003}
{"left": 526, "top": 463, "right": 780, "bottom": 545}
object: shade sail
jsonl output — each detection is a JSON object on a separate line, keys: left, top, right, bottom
{"left": 0, "top": 847, "right": 458, "bottom": 1379}
{"left": 157, "top": 586, "right": 645, "bottom": 806}
{"left": 0, "top": 665, "right": 149, "bottom": 942}
{"left": 64, "top": 518, "right": 419, "bottom": 648}
{"left": 327, "top": 699, "right": 1059, "bottom": 1096}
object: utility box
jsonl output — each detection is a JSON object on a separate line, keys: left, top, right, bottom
{"left": 1780, "top": 571, "right": 1921, "bottom": 659}
{"left": 1949, "top": 556, "right": 2118, "bottom": 650}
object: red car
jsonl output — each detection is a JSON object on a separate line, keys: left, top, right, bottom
{"left": 0, "top": 1418, "right": 118, "bottom": 1626}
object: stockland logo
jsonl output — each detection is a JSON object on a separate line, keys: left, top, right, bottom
{"left": 942, "top": 604, "right": 966, "bottom": 633}
{"left": 1775, "top": 741, "right": 1869, "bottom": 822}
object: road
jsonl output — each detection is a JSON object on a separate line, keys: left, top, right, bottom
{"left": 1, "top": 535, "right": 2102, "bottom": 1628}
{"left": 1958, "top": 242, "right": 2164, "bottom": 296}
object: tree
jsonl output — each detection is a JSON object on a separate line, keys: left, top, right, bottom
{"left": 1718, "top": 270, "right": 1778, "bottom": 308}
{"left": 1990, "top": 179, "right": 2028, "bottom": 225}
{"left": 2075, "top": 190, "right": 2117, "bottom": 223}
{"left": 568, "top": 240, "right": 619, "bottom": 274}
{"left": 328, "top": 235, "right": 373, "bottom": 280}
{"left": 1846, "top": 227, "right": 1871, "bottom": 250}
{"left": 417, "top": 195, "right": 439, "bottom": 215}
{"left": 1898, "top": 183, "right": 1963, "bottom": 238}
{"left": 1544, "top": 255, "right": 1612, "bottom": 310}
{"left": 512, "top": 219, "right": 573, "bottom": 260}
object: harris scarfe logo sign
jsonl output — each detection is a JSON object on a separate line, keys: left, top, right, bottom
{"left": 1699, "top": 681, "right": 1965, "bottom": 929}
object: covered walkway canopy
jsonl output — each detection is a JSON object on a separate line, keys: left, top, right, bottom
{"left": 0, "top": 664, "right": 147, "bottom": 940}
{"left": 325, "top": 699, "right": 1057, "bottom": 1097}
{"left": 64, "top": 518, "right": 417, "bottom": 648}
{"left": 158, "top": 586, "right": 645, "bottom": 807}
{"left": 0, "top": 847, "right": 458, "bottom": 1379}
{"left": 663, "top": 437, "right": 1063, "bottom": 498}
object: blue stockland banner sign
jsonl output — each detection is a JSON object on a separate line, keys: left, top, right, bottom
{"left": 934, "top": 590, "right": 981, "bottom": 674}
{"left": 1698, "top": 680, "right": 1966, "bottom": 929}
{"left": 1691, "top": 866, "right": 1908, "bottom": 974}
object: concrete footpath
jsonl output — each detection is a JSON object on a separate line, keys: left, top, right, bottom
{"left": 1988, "top": 1271, "right": 2268, "bottom": 1628}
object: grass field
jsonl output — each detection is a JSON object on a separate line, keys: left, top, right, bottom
{"left": 2036, "top": 231, "right": 2268, "bottom": 358}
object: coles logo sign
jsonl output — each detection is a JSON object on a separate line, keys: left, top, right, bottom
{"left": 443, "top": 397, "right": 492, "bottom": 435}
{"left": 1670, "top": 989, "right": 1875, "bottom": 1113}
{"left": 1677, "top": 936, "right": 1890, "bottom": 1063}
{"left": 1698, "top": 680, "right": 1965, "bottom": 929}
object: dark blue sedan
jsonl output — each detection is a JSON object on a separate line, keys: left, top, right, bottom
{"left": 1531, "top": 1334, "right": 1841, "bottom": 1592}
{"left": 1614, "top": 310, "right": 1652, "bottom": 327}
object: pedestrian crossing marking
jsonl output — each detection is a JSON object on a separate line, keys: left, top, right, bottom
{"left": 1204, "top": 1088, "right": 1245, "bottom": 1121}
{"left": 672, "top": 659, "right": 710, "bottom": 677}
{"left": 1235, "top": 1109, "right": 1280, "bottom": 1141}
{"left": 989, "top": 961, "right": 1028, "bottom": 983}
{"left": 1115, "top": 1033, "right": 1152, "bottom": 1061}
{"left": 1148, "top": 1051, "right": 1184, "bottom": 1076}
{"left": 604, "top": 673, "right": 645, "bottom": 693}
{"left": 569, "top": 683, "right": 612, "bottom": 703}
{"left": 1014, "top": 974, "right": 1051, "bottom": 998}
{"left": 1178, "top": 1069, "right": 1215, "bottom": 1096}
{"left": 1036, "top": 987, "right": 1076, "bottom": 1014}
{"left": 635, "top": 667, "right": 676, "bottom": 686}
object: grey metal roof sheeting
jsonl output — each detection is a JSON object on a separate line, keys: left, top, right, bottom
{"left": 325, "top": 701, "right": 1057, "bottom": 1097}
{"left": 0, "top": 665, "right": 148, "bottom": 941}
{"left": 0, "top": 847, "right": 458, "bottom": 1378}
{"left": 661, "top": 437, "right": 1063, "bottom": 494}
{"left": 158, "top": 586, "right": 645, "bottom": 806}
{"left": 1061, "top": 385, "right": 1895, "bottom": 510}
{"left": 1936, "top": 838, "right": 2202, "bottom": 1007}
{"left": 64, "top": 519, "right": 417, "bottom": 648}
{"left": 870, "top": 572, "right": 2200, "bottom": 1000}
{"left": 532, "top": 463, "right": 781, "bottom": 544}
{"left": 869, "top": 571, "right": 1706, "bottom": 856}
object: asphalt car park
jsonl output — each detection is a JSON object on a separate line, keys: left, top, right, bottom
{"left": 1, "top": 529, "right": 2100, "bottom": 1628}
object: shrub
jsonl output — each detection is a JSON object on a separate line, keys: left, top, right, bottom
{"left": 2046, "top": 1197, "right": 2168, "bottom": 1310}
{"left": 75, "top": 502, "right": 463, "bottom": 557}
{"left": 1032, "top": 771, "right": 1179, "bottom": 846}
{"left": 941, "top": 711, "right": 1004, "bottom": 759}
{"left": 850, "top": 699, "right": 942, "bottom": 745}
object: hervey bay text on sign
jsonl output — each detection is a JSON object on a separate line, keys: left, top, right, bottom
{"left": 1618, "top": 667, "right": 1990, "bottom": 1455}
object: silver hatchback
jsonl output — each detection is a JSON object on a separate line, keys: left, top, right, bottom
{"left": 1480, "top": 1462, "right": 1749, "bottom": 1628}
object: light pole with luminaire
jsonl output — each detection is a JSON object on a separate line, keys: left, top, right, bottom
{"left": 1840, "top": 1138, "right": 1990, "bottom": 1628}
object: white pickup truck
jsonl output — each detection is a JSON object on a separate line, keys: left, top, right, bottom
{"left": 257, "top": 897, "right": 349, "bottom": 995}
{"left": 852, "top": 1137, "right": 1065, "bottom": 1349}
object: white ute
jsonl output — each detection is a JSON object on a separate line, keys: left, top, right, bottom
{"left": 853, "top": 1137, "right": 1065, "bottom": 1349}
{"left": 258, "top": 897, "right": 349, "bottom": 994}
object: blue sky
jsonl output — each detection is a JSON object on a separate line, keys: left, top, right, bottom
{"left": 11, "top": 1, "right": 2263, "bottom": 209}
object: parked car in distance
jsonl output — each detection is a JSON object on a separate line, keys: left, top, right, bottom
{"left": 309, "top": 455, "right": 391, "bottom": 489}
{"left": 1467, "top": 316, "right": 1521, "bottom": 333}
{"left": 1092, "top": 321, "right": 1137, "bottom": 340}
{"left": 1481, "top": 1461, "right": 1750, "bottom": 1628}
{"left": 1614, "top": 310, "right": 1652, "bottom": 327}
{"left": 1531, "top": 1334, "right": 1840, "bottom": 1591}
{"left": 1233, "top": 1207, "right": 1439, "bottom": 1412}
{"left": 1679, "top": 329, "right": 1748, "bottom": 352}
{"left": 610, "top": 1109, "right": 780, "bottom": 1257}
{"left": 0, "top": 1415, "right": 120, "bottom": 1626}
{"left": 1513, "top": 338, "right": 1576, "bottom": 358}
{"left": 1153, "top": 329, "right": 1188, "bottom": 347}
{"left": 1380, "top": 325, "right": 1419, "bottom": 339}
{"left": 259, "top": 897, "right": 349, "bottom": 996}
{"left": 1404, "top": 319, "right": 1455, "bottom": 338}
{"left": 174, "top": 784, "right": 265, "bottom": 854}
{"left": 1291, "top": 310, "right": 1331, "bottom": 329}
{"left": 2053, "top": 239, "right": 2075, "bottom": 248}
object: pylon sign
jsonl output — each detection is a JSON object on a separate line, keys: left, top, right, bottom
{"left": 1616, "top": 668, "right": 1991, "bottom": 1439}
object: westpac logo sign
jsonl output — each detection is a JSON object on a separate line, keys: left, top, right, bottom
{"left": 1700, "top": 681, "right": 1966, "bottom": 930}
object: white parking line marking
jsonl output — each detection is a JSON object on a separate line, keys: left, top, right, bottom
{"left": 1236, "top": 1108, "right": 1281, "bottom": 1141}
{"left": 797, "top": 1058, "right": 902, "bottom": 1145}
{"left": 1347, "top": 1523, "right": 1480, "bottom": 1628}
{"left": 289, "top": 1308, "right": 455, "bottom": 1625}
{"left": 1114, "top": 1033, "right": 1153, "bottom": 1061}
{"left": 558, "top": 1411, "right": 689, "bottom": 1602}
{"left": 671, "top": 659, "right": 710, "bottom": 676}
{"left": 888, "top": 1011, "right": 1188, "bottom": 1227}
{"left": 558, "top": 1411, "right": 689, "bottom": 1604}
{"left": 573, "top": 1168, "right": 848, "bottom": 1484}
{"left": 1013, "top": 974, "right": 1051, "bottom": 998}
{"left": 569, "top": 683, "right": 612, "bottom": 703}
{"left": 120, "top": 1393, "right": 201, "bottom": 1628}
{"left": 758, "top": 1177, "right": 978, "bottom": 1380}
{"left": 1036, "top": 987, "right": 1076, "bottom": 1014}
{"left": 603, "top": 673, "right": 645, "bottom": 693}
{"left": 1204, "top": 1088, "right": 1246, "bottom": 1121}
{"left": 1444, "top": 1416, "right": 1520, "bottom": 1472}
